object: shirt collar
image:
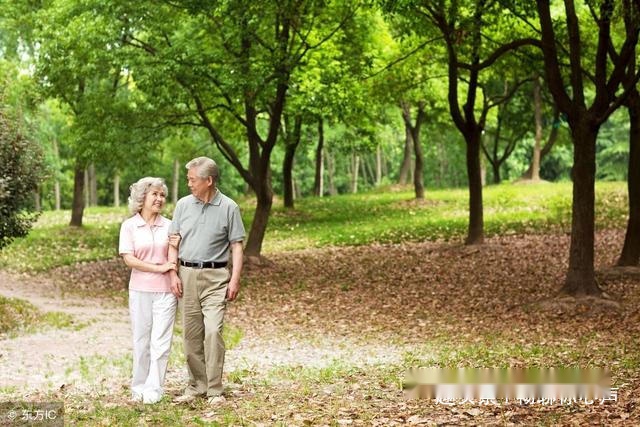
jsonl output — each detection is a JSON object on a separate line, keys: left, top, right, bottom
{"left": 192, "top": 190, "right": 222, "bottom": 206}
{"left": 133, "top": 212, "right": 163, "bottom": 227}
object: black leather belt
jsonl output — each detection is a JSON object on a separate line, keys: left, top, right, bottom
{"left": 179, "top": 260, "right": 228, "bottom": 269}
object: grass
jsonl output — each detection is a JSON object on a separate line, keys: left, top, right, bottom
{"left": 0, "top": 295, "right": 79, "bottom": 336}
{"left": 0, "top": 181, "right": 629, "bottom": 273}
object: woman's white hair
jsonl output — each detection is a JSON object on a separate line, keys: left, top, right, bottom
{"left": 127, "top": 177, "right": 168, "bottom": 215}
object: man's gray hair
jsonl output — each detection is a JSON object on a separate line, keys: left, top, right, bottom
{"left": 186, "top": 156, "right": 219, "bottom": 181}
{"left": 127, "top": 177, "right": 168, "bottom": 215}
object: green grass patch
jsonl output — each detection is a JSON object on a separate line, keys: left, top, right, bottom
{"left": 0, "top": 182, "right": 628, "bottom": 272}
{"left": 0, "top": 295, "right": 80, "bottom": 336}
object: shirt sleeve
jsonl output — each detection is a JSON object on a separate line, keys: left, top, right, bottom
{"left": 168, "top": 200, "right": 182, "bottom": 235}
{"left": 118, "top": 220, "right": 134, "bottom": 255}
{"left": 228, "top": 204, "right": 246, "bottom": 243}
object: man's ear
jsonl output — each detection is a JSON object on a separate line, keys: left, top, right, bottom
{"left": 208, "top": 176, "right": 214, "bottom": 186}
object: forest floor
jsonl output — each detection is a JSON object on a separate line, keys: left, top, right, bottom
{"left": 0, "top": 229, "right": 639, "bottom": 425}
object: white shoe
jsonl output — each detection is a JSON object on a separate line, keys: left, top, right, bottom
{"left": 131, "top": 391, "right": 143, "bottom": 402}
{"left": 143, "top": 390, "right": 162, "bottom": 404}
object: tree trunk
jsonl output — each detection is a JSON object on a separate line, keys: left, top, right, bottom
{"left": 113, "top": 172, "right": 120, "bottom": 208}
{"left": 561, "top": 122, "right": 601, "bottom": 295}
{"left": 244, "top": 169, "right": 273, "bottom": 257}
{"left": 89, "top": 163, "right": 97, "bottom": 206}
{"left": 399, "top": 121, "right": 412, "bottom": 185}
{"left": 283, "top": 143, "right": 296, "bottom": 208}
{"left": 531, "top": 75, "right": 543, "bottom": 180}
{"left": 83, "top": 167, "right": 89, "bottom": 208}
{"left": 313, "top": 117, "right": 324, "bottom": 197}
{"left": 327, "top": 150, "right": 337, "bottom": 196}
{"left": 70, "top": 163, "right": 85, "bottom": 227}
{"left": 618, "top": 89, "right": 640, "bottom": 266}
{"left": 521, "top": 109, "right": 560, "bottom": 179}
{"left": 401, "top": 101, "right": 426, "bottom": 200}
{"left": 33, "top": 189, "right": 41, "bottom": 211}
{"left": 351, "top": 153, "right": 359, "bottom": 194}
{"left": 283, "top": 115, "right": 302, "bottom": 208}
{"left": 491, "top": 162, "right": 501, "bottom": 184}
{"left": 172, "top": 158, "right": 180, "bottom": 205}
{"left": 376, "top": 144, "right": 382, "bottom": 185}
{"left": 465, "top": 131, "right": 484, "bottom": 244}
{"left": 54, "top": 180, "right": 61, "bottom": 210}
{"left": 413, "top": 128, "right": 425, "bottom": 200}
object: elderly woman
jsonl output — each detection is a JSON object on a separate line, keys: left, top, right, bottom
{"left": 118, "top": 177, "right": 179, "bottom": 404}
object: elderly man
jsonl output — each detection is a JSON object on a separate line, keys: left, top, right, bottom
{"left": 168, "top": 156, "right": 245, "bottom": 405}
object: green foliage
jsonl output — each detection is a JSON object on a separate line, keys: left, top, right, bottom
{"left": 0, "top": 110, "right": 45, "bottom": 250}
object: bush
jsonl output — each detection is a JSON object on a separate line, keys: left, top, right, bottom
{"left": 0, "top": 110, "right": 44, "bottom": 250}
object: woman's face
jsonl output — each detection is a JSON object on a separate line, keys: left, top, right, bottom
{"left": 142, "top": 186, "right": 166, "bottom": 214}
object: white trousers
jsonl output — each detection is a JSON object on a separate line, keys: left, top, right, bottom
{"left": 129, "top": 290, "right": 177, "bottom": 397}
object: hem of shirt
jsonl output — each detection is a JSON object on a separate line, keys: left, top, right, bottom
{"left": 128, "top": 287, "right": 173, "bottom": 293}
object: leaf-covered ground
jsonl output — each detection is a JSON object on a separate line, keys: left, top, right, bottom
{"left": 1, "top": 229, "right": 639, "bottom": 425}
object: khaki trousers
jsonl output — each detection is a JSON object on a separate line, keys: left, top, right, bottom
{"left": 179, "top": 266, "right": 229, "bottom": 397}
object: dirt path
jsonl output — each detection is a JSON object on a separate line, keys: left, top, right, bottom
{"left": 0, "top": 270, "right": 404, "bottom": 400}
{"left": 0, "top": 272, "right": 132, "bottom": 397}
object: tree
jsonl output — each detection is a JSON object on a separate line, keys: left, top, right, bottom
{"left": 386, "top": 0, "right": 539, "bottom": 244}
{"left": 535, "top": 0, "right": 640, "bottom": 295}
{"left": 115, "top": 1, "right": 359, "bottom": 258}
{"left": 614, "top": 4, "right": 640, "bottom": 267}
{"left": 0, "top": 109, "right": 44, "bottom": 250}
{"left": 33, "top": 1, "right": 148, "bottom": 226}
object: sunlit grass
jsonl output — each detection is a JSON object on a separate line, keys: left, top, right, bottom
{"left": 0, "top": 295, "right": 80, "bottom": 336}
{"left": 0, "top": 181, "right": 628, "bottom": 272}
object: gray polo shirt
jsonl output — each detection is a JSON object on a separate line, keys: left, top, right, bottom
{"left": 169, "top": 191, "right": 245, "bottom": 263}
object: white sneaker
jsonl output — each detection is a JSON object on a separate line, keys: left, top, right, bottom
{"left": 131, "top": 391, "right": 143, "bottom": 402}
{"left": 143, "top": 390, "right": 162, "bottom": 404}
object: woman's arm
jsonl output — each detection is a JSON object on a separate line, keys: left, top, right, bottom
{"left": 121, "top": 254, "right": 176, "bottom": 273}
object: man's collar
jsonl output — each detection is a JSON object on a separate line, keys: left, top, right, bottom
{"left": 192, "top": 189, "right": 222, "bottom": 206}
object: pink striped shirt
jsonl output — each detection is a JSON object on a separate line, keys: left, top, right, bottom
{"left": 118, "top": 213, "right": 172, "bottom": 293}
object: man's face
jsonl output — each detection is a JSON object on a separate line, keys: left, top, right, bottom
{"left": 187, "top": 167, "right": 212, "bottom": 201}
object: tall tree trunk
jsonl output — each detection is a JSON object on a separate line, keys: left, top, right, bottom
{"left": 54, "top": 180, "right": 61, "bottom": 210}
{"left": 283, "top": 115, "right": 302, "bottom": 208}
{"left": 351, "top": 152, "right": 359, "bottom": 194}
{"left": 531, "top": 75, "right": 543, "bottom": 180}
{"left": 561, "top": 122, "right": 600, "bottom": 295}
{"left": 618, "top": 89, "right": 640, "bottom": 266}
{"left": 413, "top": 128, "right": 425, "bottom": 200}
{"left": 172, "top": 158, "right": 180, "bottom": 205}
{"left": 376, "top": 144, "right": 382, "bottom": 185}
{"left": 401, "top": 101, "right": 426, "bottom": 200}
{"left": 113, "top": 172, "right": 120, "bottom": 208}
{"left": 83, "top": 167, "right": 89, "bottom": 209}
{"left": 521, "top": 108, "right": 560, "bottom": 179}
{"left": 465, "top": 131, "right": 484, "bottom": 244}
{"left": 327, "top": 150, "right": 337, "bottom": 196}
{"left": 89, "top": 163, "right": 97, "bottom": 206}
{"left": 491, "top": 162, "right": 501, "bottom": 184}
{"left": 33, "top": 189, "right": 41, "bottom": 211}
{"left": 70, "top": 163, "right": 85, "bottom": 227}
{"left": 244, "top": 168, "right": 273, "bottom": 257}
{"left": 313, "top": 117, "right": 324, "bottom": 197}
{"left": 399, "top": 120, "right": 412, "bottom": 185}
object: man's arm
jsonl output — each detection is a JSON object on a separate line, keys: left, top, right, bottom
{"left": 168, "top": 237, "right": 182, "bottom": 298}
{"left": 226, "top": 241, "right": 243, "bottom": 301}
